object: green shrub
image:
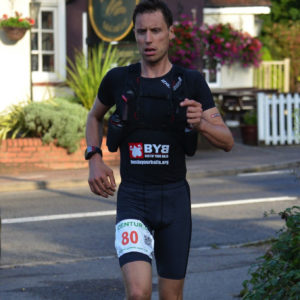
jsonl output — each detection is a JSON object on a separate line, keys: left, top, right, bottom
{"left": 243, "top": 110, "right": 257, "bottom": 126}
{"left": 0, "top": 101, "right": 29, "bottom": 140}
{"left": 0, "top": 99, "right": 88, "bottom": 152}
{"left": 241, "top": 206, "right": 300, "bottom": 299}
{"left": 23, "top": 98, "right": 88, "bottom": 153}
{"left": 66, "top": 42, "right": 128, "bottom": 110}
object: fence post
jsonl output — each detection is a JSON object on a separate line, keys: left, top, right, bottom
{"left": 294, "top": 94, "right": 300, "bottom": 143}
{"left": 287, "top": 94, "right": 293, "bottom": 144}
{"left": 257, "top": 93, "right": 265, "bottom": 143}
{"left": 279, "top": 94, "right": 285, "bottom": 144}
{"left": 272, "top": 95, "right": 279, "bottom": 144}
{"left": 284, "top": 58, "right": 290, "bottom": 93}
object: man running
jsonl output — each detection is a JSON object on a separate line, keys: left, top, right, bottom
{"left": 85, "top": 1, "right": 234, "bottom": 299}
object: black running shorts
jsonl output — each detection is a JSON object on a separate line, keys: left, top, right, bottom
{"left": 115, "top": 180, "right": 192, "bottom": 280}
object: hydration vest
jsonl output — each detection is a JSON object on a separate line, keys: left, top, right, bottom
{"left": 106, "top": 63, "right": 198, "bottom": 156}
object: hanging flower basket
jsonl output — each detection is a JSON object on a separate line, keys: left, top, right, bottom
{"left": 2, "top": 26, "right": 27, "bottom": 41}
{"left": 0, "top": 12, "right": 34, "bottom": 41}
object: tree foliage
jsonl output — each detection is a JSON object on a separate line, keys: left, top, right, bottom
{"left": 268, "top": 0, "right": 300, "bottom": 23}
{"left": 259, "top": 0, "right": 300, "bottom": 91}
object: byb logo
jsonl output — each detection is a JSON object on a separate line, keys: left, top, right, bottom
{"left": 129, "top": 143, "right": 170, "bottom": 159}
{"left": 129, "top": 143, "right": 143, "bottom": 158}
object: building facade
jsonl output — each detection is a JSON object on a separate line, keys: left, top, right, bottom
{"left": 0, "top": 0, "right": 270, "bottom": 112}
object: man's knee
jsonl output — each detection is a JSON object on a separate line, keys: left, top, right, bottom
{"left": 159, "top": 288, "right": 183, "bottom": 300}
{"left": 122, "top": 260, "right": 152, "bottom": 300}
{"left": 159, "top": 277, "right": 184, "bottom": 300}
{"left": 126, "top": 285, "right": 152, "bottom": 300}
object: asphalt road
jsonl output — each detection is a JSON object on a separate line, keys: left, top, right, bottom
{"left": 1, "top": 169, "right": 299, "bottom": 299}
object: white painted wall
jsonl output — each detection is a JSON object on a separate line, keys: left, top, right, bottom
{"left": 33, "top": 85, "right": 73, "bottom": 101}
{"left": 220, "top": 64, "right": 254, "bottom": 89}
{"left": 0, "top": 0, "right": 31, "bottom": 112}
{"left": 203, "top": 7, "right": 270, "bottom": 36}
{"left": 0, "top": 0, "right": 67, "bottom": 112}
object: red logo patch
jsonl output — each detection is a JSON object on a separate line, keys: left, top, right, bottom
{"left": 129, "top": 143, "right": 144, "bottom": 158}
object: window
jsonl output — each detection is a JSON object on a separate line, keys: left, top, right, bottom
{"left": 31, "top": 9, "right": 55, "bottom": 73}
{"left": 202, "top": 59, "right": 221, "bottom": 88}
{"left": 31, "top": 2, "right": 66, "bottom": 83}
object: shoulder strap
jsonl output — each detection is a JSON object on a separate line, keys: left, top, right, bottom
{"left": 171, "top": 65, "right": 188, "bottom": 129}
{"left": 121, "top": 63, "right": 188, "bottom": 131}
{"left": 119, "top": 63, "right": 141, "bottom": 121}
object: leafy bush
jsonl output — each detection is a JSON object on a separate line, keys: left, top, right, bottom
{"left": 242, "top": 110, "right": 257, "bottom": 126}
{"left": 0, "top": 98, "right": 88, "bottom": 153}
{"left": 66, "top": 42, "right": 128, "bottom": 110}
{"left": 241, "top": 206, "right": 300, "bottom": 299}
{"left": 0, "top": 101, "right": 29, "bottom": 140}
{"left": 23, "top": 98, "right": 88, "bottom": 153}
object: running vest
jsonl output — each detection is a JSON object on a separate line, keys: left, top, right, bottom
{"left": 106, "top": 63, "right": 198, "bottom": 156}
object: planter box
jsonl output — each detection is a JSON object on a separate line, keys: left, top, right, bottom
{"left": 241, "top": 125, "right": 258, "bottom": 145}
{"left": 0, "top": 137, "right": 119, "bottom": 174}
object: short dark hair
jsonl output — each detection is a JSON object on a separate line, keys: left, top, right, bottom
{"left": 132, "top": 0, "right": 173, "bottom": 27}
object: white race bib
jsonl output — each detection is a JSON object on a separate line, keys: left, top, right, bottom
{"left": 115, "top": 219, "right": 154, "bottom": 259}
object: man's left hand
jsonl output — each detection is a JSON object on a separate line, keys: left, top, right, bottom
{"left": 180, "top": 98, "right": 203, "bottom": 130}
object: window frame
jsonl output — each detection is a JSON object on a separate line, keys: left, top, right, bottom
{"left": 31, "top": 1, "right": 66, "bottom": 83}
{"left": 202, "top": 59, "right": 221, "bottom": 88}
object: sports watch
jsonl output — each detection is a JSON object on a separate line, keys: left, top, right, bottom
{"left": 84, "top": 146, "right": 103, "bottom": 160}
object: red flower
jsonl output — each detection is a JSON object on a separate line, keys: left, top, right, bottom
{"left": 28, "top": 18, "right": 35, "bottom": 25}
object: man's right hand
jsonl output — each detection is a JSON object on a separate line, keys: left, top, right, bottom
{"left": 88, "top": 155, "right": 116, "bottom": 198}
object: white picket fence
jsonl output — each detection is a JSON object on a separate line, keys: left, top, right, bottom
{"left": 257, "top": 93, "right": 300, "bottom": 145}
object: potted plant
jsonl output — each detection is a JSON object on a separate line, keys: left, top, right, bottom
{"left": 241, "top": 110, "right": 258, "bottom": 145}
{"left": 0, "top": 12, "right": 35, "bottom": 41}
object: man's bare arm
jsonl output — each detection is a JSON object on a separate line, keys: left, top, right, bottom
{"left": 180, "top": 99, "right": 234, "bottom": 152}
{"left": 86, "top": 97, "right": 116, "bottom": 198}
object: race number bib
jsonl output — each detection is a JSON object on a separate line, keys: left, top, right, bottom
{"left": 115, "top": 219, "right": 154, "bottom": 259}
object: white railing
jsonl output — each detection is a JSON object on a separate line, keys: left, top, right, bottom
{"left": 254, "top": 59, "right": 290, "bottom": 93}
{"left": 257, "top": 93, "right": 300, "bottom": 145}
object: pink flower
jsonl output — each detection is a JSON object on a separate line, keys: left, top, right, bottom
{"left": 170, "top": 18, "right": 261, "bottom": 69}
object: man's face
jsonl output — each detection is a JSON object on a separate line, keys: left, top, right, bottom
{"left": 134, "top": 10, "right": 174, "bottom": 65}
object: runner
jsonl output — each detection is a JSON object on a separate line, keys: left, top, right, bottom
{"left": 85, "top": 1, "right": 234, "bottom": 299}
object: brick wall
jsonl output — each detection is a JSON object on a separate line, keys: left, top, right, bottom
{"left": 0, "top": 137, "right": 119, "bottom": 174}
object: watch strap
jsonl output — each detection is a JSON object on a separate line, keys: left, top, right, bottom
{"left": 85, "top": 146, "right": 103, "bottom": 160}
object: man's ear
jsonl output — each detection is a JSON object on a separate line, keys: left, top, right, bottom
{"left": 169, "top": 25, "right": 175, "bottom": 40}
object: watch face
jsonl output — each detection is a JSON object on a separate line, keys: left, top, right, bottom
{"left": 85, "top": 146, "right": 102, "bottom": 160}
{"left": 85, "top": 147, "right": 95, "bottom": 160}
